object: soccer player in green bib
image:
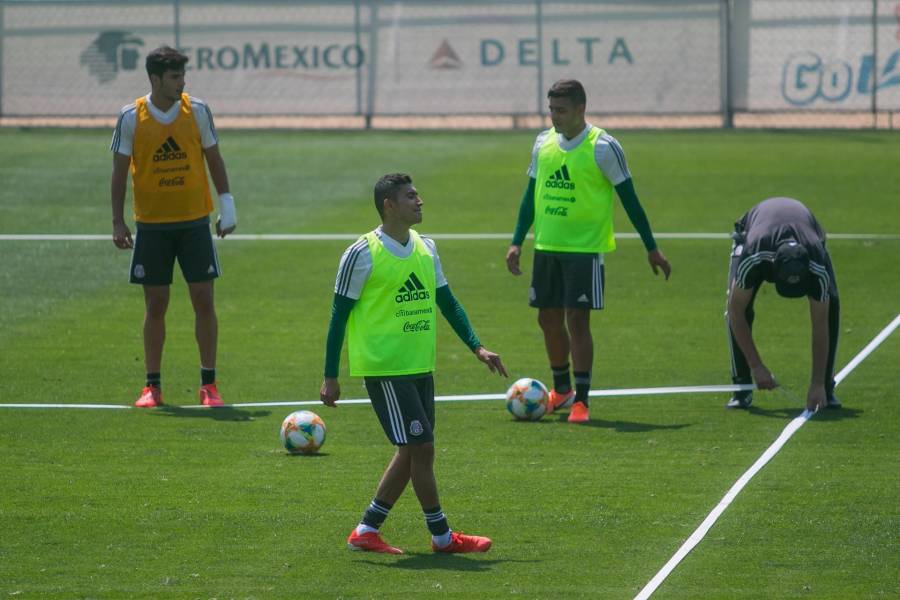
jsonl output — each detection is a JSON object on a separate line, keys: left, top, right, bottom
{"left": 506, "top": 79, "right": 671, "bottom": 423}
{"left": 321, "top": 173, "right": 508, "bottom": 555}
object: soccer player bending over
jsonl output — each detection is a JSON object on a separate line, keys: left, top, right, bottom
{"left": 320, "top": 173, "right": 508, "bottom": 554}
{"left": 725, "top": 197, "right": 841, "bottom": 412}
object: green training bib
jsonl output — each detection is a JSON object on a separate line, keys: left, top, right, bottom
{"left": 348, "top": 230, "right": 437, "bottom": 376}
{"left": 534, "top": 126, "right": 616, "bottom": 253}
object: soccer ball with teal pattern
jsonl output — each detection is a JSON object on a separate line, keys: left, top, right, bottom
{"left": 506, "top": 378, "right": 549, "bottom": 421}
{"left": 280, "top": 410, "right": 326, "bottom": 454}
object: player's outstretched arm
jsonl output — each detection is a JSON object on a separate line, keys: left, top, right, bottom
{"left": 507, "top": 178, "right": 536, "bottom": 275}
{"left": 474, "top": 346, "right": 508, "bottom": 377}
{"left": 320, "top": 377, "right": 340, "bottom": 407}
{"left": 506, "top": 245, "right": 522, "bottom": 276}
{"left": 111, "top": 152, "right": 133, "bottom": 249}
{"left": 648, "top": 248, "right": 671, "bottom": 280}
{"left": 615, "top": 179, "right": 671, "bottom": 280}
{"left": 806, "top": 298, "right": 830, "bottom": 411}
{"left": 728, "top": 284, "right": 777, "bottom": 390}
{"left": 203, "top": 144, "right": 236, "bottom": 238}
{"left": 320, "top": 293, "right": 355, "bottom": 407}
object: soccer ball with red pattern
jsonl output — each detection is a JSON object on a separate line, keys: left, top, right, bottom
{"left": 280, "top": 410, "right": 326, "bottom": 454}
{"left": 505, "top": 378, "right": 549, "bottom": 421}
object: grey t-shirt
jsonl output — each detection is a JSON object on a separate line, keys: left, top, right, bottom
{"left": 733, "top": 197, "right": 835, "bottom": 301}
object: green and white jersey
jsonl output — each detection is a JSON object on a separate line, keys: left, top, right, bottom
{"left": 334, "top": 226, "right": 447, "bottom": 299}
{"left": 343, "top": 228, "right": 439, "bottom": 377}
{"left": 530, "top": 124, "right": 619, "bottom": 253}
{"left": 526, "top": 123, "right": 631, "bottom": 185}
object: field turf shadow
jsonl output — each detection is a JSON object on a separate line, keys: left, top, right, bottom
{"left": 357, "top": 553, "right": 514, "bottom": 571}
{"left": 153, "top": 405, "right": 271, "bottom": 421}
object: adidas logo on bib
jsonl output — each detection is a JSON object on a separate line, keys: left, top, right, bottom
{"left": 545, "top": 164, "right": 575, "bottom": 190}
{"left": 153, "top": 136, "right": 187, "bottom": 162}
{"left": 395, "top": 272, "right": 431, "bottom": 303}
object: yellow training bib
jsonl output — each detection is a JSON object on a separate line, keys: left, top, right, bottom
{"left": 131, "top": 94, "right": 212, "bottom": 223}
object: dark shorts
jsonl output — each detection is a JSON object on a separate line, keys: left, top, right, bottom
{"left": 364, "top": 374, "right": 435, "bottom": 446}
{"left": 529, "top": 250, "right": 605, "bottom": 309}
{"left": 130, "top": 224, "right": 220, "bottom": 286}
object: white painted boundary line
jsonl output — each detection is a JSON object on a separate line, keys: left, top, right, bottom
{"left": 833, "top": 314, "right": 900, "bottom": 385}
{"left": 0, "top": 383, "right": 757, "bottom": 410}
{"left": 0, "top": 403, "right": 130, "bottom": 410}
{"left": 1, "top": 233, "right": 898, "bottom": 242}
{"left": 634, "top": 313, "right": 900, "bottom": 600}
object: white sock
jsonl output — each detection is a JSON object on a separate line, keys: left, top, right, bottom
{"left": 355, "top": 524, "right": 378, "bottom": 535}
{"left": 432, "top": 530, "right": 453, "bottom": 548}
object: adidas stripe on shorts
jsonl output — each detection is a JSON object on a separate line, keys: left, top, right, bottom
{"left": 529, "top": 250, "right": 605, "bottom": 309}
{"left": 364, "top": 374, "right": 435, "bottom": 446}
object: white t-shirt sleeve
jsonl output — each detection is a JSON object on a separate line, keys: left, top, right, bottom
{"left": 190, "top": 97, "right": 219, "bottom": 149}
{"left": 594, "top": 132, "right": 631, "bottom": 185}
{"left": 422, "top": 237, "right": 449, "bottom": 288}
{"left": 526, "top": 129, "right": 551, "bottom": 178}
{"left": 333, "top": 238, "right": 372, "bottom": 300}
{"left": 110, "top": 104, "right": 137, "bottom": 156}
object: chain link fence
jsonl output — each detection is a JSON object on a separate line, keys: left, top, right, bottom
{"left": 0, "top": 0, "right": 897, "bottom": 128}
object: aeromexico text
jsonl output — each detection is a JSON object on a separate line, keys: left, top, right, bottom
{"left": 178, "top": 43, "right": 364, "bottom": 71}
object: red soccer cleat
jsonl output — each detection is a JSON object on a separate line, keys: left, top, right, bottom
{"left": 347, "top": 530, "right": 404, "bottom": 554}
{"left": 199, "top": 383, "right": 224, "bottom": 407}
{"left": 568, "top": 401, "right": 590, "bottom": 423}
{"left": 547, "top": 389, "right": 575, "bottom": 414}
{"left": 135, "top": 386, "right": 163, "bottom": 408}
{"left": 432, "top": 531, "right": 492, "bottom": 553}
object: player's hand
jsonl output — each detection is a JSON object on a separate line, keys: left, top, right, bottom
{"left": 216, "top": 216, "right": 236, "bottom": 239}
{"left": 216, "top": 193, "right": 237, "bottom": 238}
{"left": 751, "top": 364, "right": 778, "bottom": 390}
{"left": 112, "top": 220, "right": 133, "bottom": 249}
{"left": 320, "top": 377, "right": 340, "bottom": 407}
{"left": 475, "top": 346, "right": 508, "bottom": 377}
{"left": 806, "top": 383, "right": 826, "bottom": 412}
{"left": 648, "top": 249, "right": 671, "bottom": 280}
{"left": 506, "top": 245, "right": 522, "bottom": 276}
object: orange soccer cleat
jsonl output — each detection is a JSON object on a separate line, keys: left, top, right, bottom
{"left": 567, "top": 401, "right": 590, "bottom": 423}
{"left": 547, "top": 389, "right": 575, "bottom": 414}
{"left": 199, "top": 383, "right": 224, "bottom": 407}
{"left": 347, "top": 530, "right": 404, "bottom": 554}
{"left": 432, "top": 531, "right": 492, "bottom": 553}
{"left": 135, "top": 386, "right": 163, "bottom": 408}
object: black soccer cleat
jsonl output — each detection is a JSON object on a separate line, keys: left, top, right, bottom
{"left": 826, "top": 394, "right": 842, "bottom": 409}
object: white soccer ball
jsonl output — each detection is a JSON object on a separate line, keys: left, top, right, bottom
{"left": 280, "top": 410, "right": 326, "bottom": 454}
{"left": 506, "top": 378, "right": 550, "bottom": 421}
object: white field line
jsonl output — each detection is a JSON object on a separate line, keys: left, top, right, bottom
{"left": 634, "top": 313, "right": 900, "bottom": 600}
{"left": 0, "top": 233, "right": 898, "bottom": 242}
{"left": 0, "top": 383, "right": 756, "bottom": 410}
{"left": 0, "top": 403, "right": 131, "bottom": 410}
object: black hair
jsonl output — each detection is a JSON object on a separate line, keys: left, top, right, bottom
{"left": 547, "top": 78, "right": 587, "bottom": 107}
{"left": 145, "top": 46, "right": 188, "bottom": 80}
{"left": 373, "top": 173, "right": 413, "bottom": 218}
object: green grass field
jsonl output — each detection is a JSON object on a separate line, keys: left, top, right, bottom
{"left": 0, "top": 128, "right": 898, "bottom": 599}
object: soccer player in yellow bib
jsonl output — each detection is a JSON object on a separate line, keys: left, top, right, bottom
{"left": 321, "top": 173, "right": 508, "bottom": 554}
{"left": 110, "top": 47, "right": 236, "bottom": 408}
{"left": 506, "top": 79, "right": 671, "bottom": 423}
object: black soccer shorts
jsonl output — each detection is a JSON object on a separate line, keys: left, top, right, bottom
{"left": 364, "top": 374, "right": 435, "bottom": 446}
{"left": 529, "top": 250, "right": 605, "bottom": 309}
{"left": 130, "top": 223, "right": 220, "bottom": 285}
